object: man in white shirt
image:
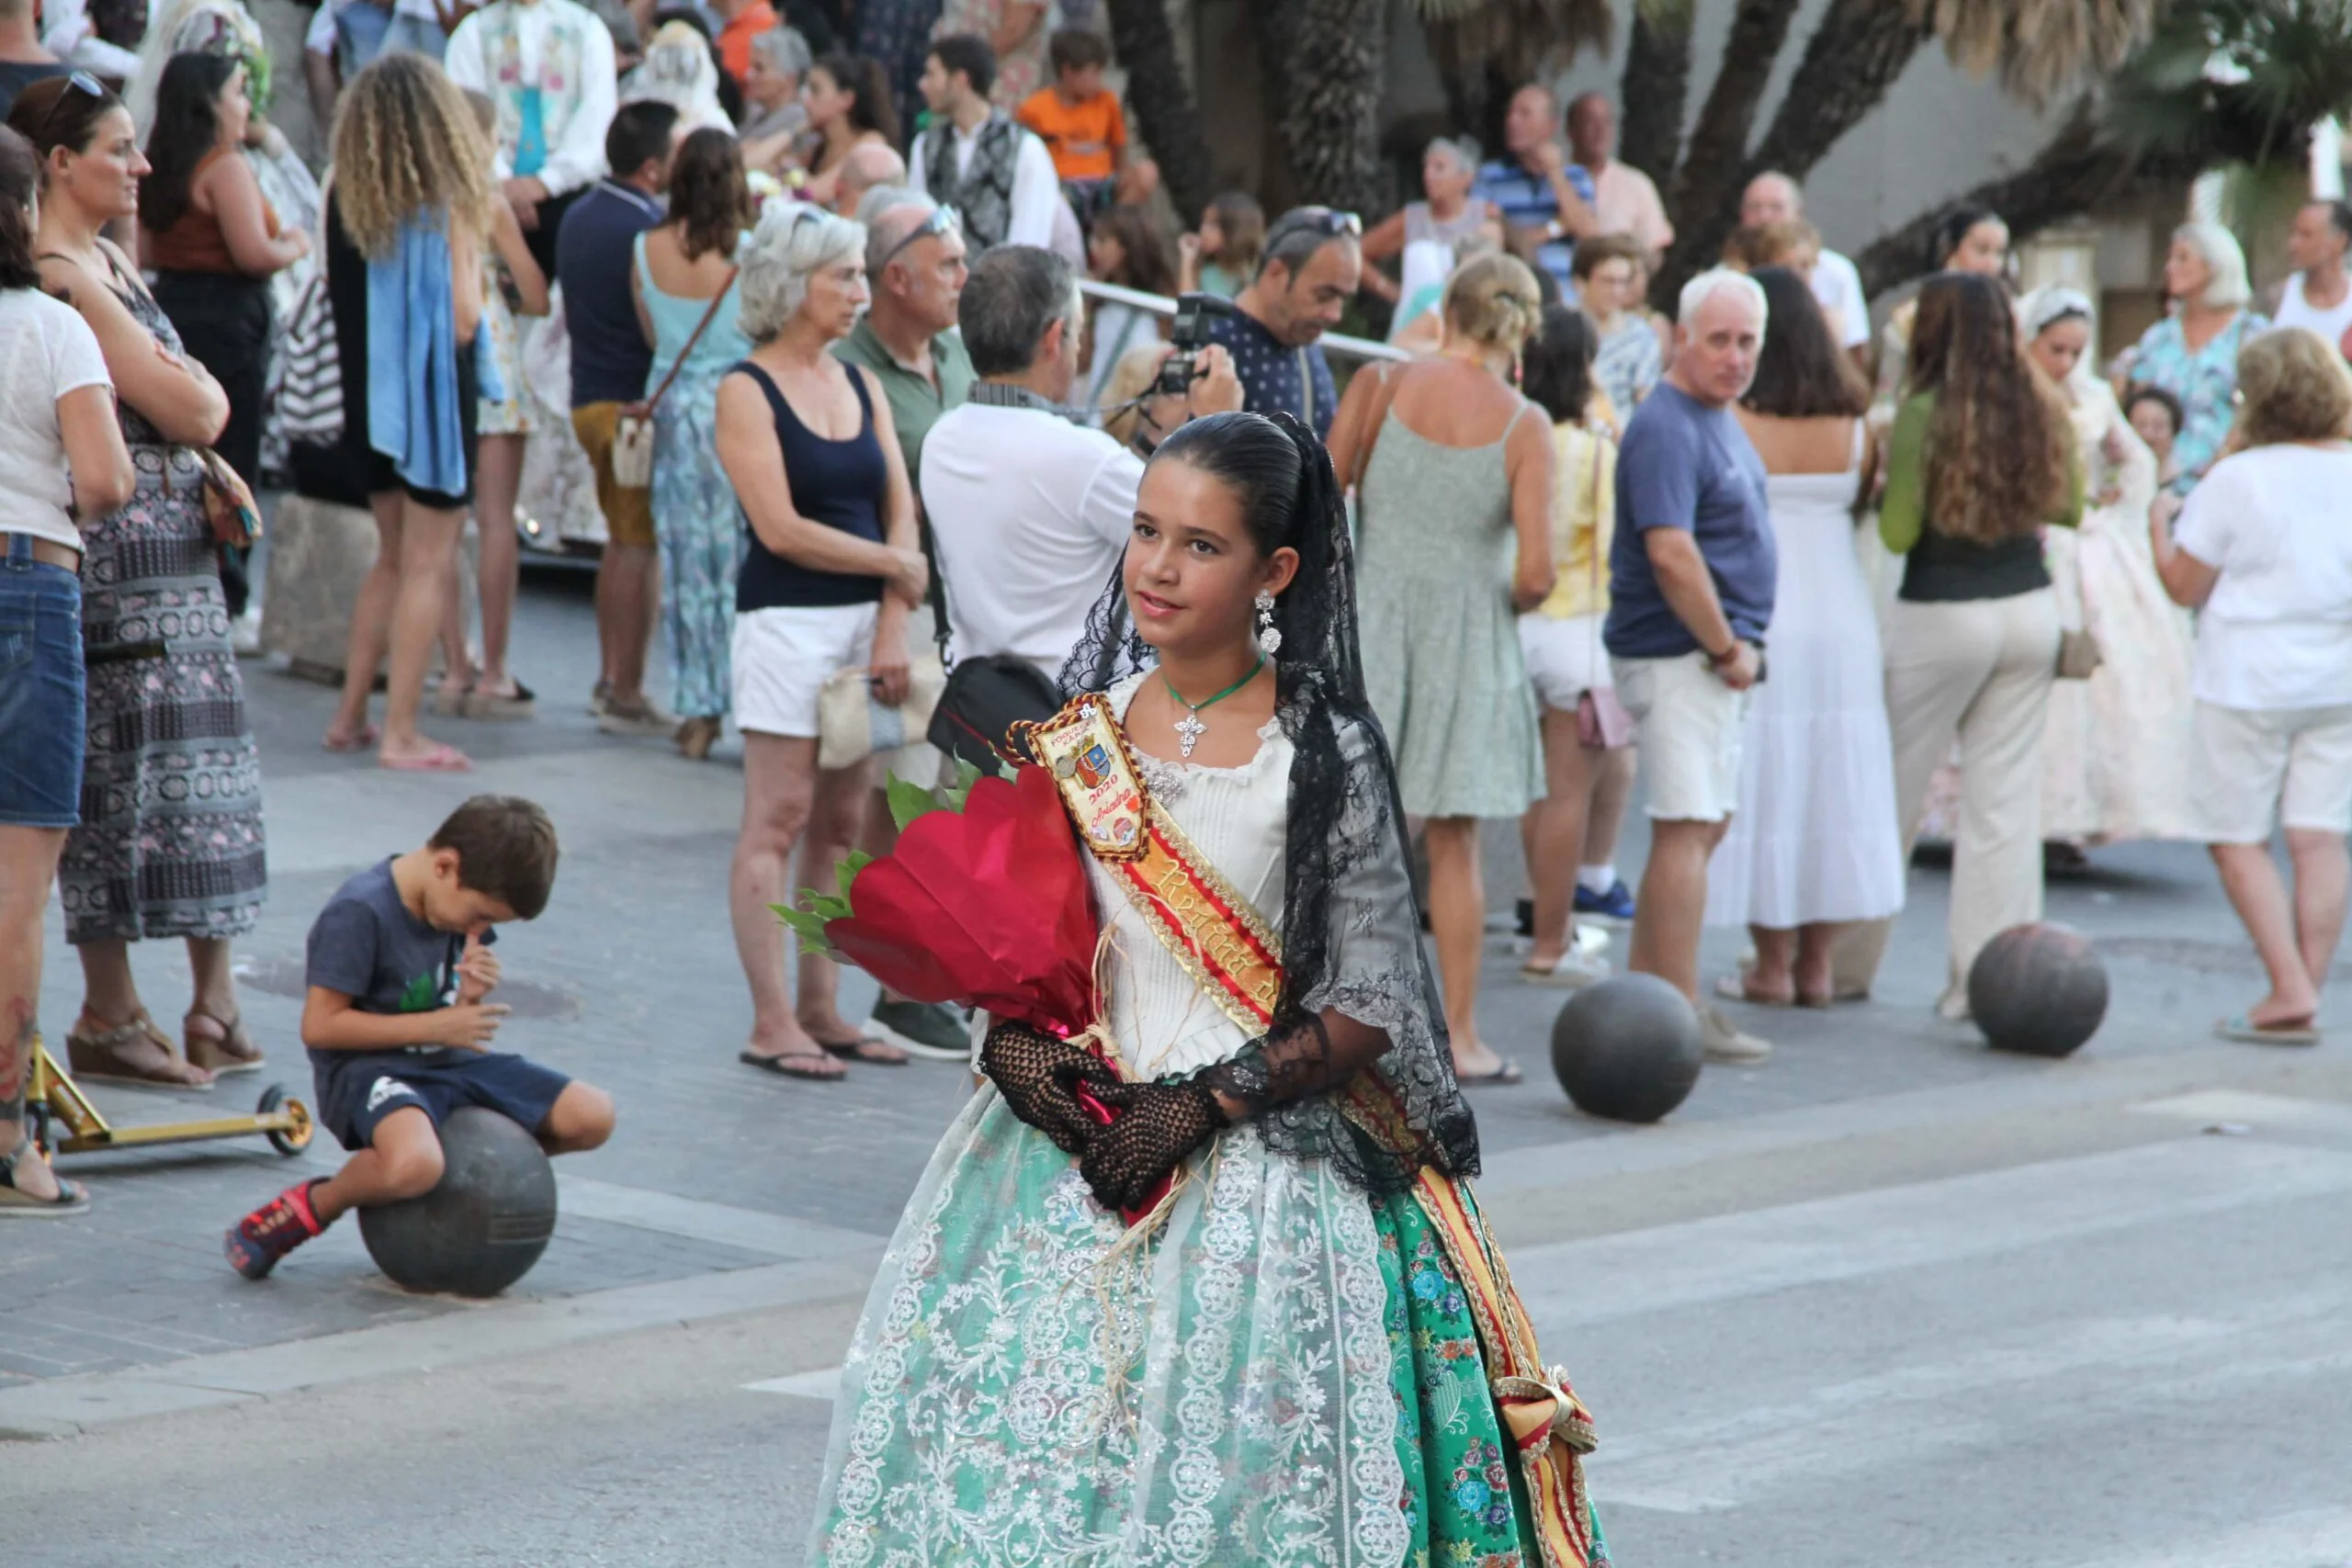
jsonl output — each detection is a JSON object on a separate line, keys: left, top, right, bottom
{"left": 444, "top": 0, "right": 621, "bottom": 278}
{"left": 1742, "top": 170, "right": 1870, "bottom": 361}
{"left": 40, "top": 0, "right": 142, "bottom": 81}
{"left": 921, "top": 245, "right": 1240, "bottom": 679}
{"left": 1568, "top": 91, "right": 1673, "bottom": 260}
{"left": 2271, "top": 200, "right": 2352, "bottom": 356}
{"left": 907, "top": 32, "right": 1062, "bottom": 253}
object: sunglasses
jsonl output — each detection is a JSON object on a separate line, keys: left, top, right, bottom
{"left": 38, "top": 72, "right": 111, "bottom": 149}
{"left": 1266, "top": 207, "right": 1363, "bottom": 248}
{"left": 876, "top": 205, "right": 960, "bottom": 269}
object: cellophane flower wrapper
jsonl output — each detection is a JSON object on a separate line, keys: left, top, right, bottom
{"left": 778, "top": 764, "right": 1100, "bottom": 1041}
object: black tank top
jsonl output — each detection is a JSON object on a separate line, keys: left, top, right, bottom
{"left": 731, "top": 360, "right": 888, "bottom": 611}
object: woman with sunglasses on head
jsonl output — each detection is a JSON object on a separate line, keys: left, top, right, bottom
{"left": 629, "top": 125, "right": 755, "bottom": 761}
{"left": 11, "top": 72, "right": 266, "bottom": 1089}
{"left": 0, "top": 120, "right": 135, "bottom": 1213}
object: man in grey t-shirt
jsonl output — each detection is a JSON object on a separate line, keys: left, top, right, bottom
{"left": 1605, "top": 268, "right": 1775, "bottom": 1064}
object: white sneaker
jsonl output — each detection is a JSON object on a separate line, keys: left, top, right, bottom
{"left": 230, "top": 608, "right": 264, "bottom": 656}
{"left": 1700, "top": 1006, "right": 1772, "bottom": 1064}
{"left": 1520, "top": 949, "right": 1611, "bottom": 988}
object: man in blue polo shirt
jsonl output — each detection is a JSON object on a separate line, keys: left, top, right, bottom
{"left": 1607, "top": 267, "right": 1775, "bottom": 1066}
{"left": 1475, "top": 82, "right": 1599, "bottom": 300}
{"left": 1203, "top": 205, "right": 1360, "bottom": 440}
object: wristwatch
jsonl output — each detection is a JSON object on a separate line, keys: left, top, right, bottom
{"left": 1706, "top": 640, "right": 1740, "bottom": 668}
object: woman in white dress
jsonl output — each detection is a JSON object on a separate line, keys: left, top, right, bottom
{"left": 2024, "top": 286, "right": 2198, "bottom": 847}
{"left": 1711, "top": 266, "right": 1905, "bottom": 1006}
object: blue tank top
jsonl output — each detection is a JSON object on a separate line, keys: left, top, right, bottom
{"left": 730, "top": 360, "right": 889, "bottom": 611}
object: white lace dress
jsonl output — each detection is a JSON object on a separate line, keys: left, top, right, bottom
{"left": 804, "top": 674, "right": 1594, "bottom": 1567}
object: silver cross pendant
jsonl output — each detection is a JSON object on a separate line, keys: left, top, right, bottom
{"left": 1174, "top": 713, "right": 1205, "bottom": 759}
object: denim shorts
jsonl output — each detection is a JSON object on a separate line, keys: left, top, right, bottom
{"left": 0, "top": 536, "right": 85, "bottom": 829}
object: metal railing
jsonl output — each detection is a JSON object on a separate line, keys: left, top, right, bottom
{"left": 1078, "top": 278, "right": 1409, "bottom": 368}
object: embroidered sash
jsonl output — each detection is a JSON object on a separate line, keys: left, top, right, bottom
{"left": 1022, "top": 692, "right": 1601, "bottom": 1568}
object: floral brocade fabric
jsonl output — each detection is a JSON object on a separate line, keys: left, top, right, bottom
{"left": 805, "top": 1095, "right": 1599, "bottom": 1567}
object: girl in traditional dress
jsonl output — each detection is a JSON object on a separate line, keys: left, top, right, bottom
{"left": 2023, "top": 286, "right": 2197, "bottom": 849}
{"left": 804, "top": 410, "right": 1610, "bottom": 1566}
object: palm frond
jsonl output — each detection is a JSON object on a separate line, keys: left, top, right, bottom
{"left": 2107, "top": 0, "right": 2352, "bottom": 169}
{"left": 1913, "top": 0, "right": 2165, "bottom": 106}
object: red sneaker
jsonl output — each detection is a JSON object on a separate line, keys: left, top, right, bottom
{"left": 224, "top": 1179, "right": 326, "bottom": 1279}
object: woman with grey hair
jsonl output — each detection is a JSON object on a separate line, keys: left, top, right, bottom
{"left": 2121, "top": 221, "right": 2268, "bottom": 494}
{"left": 714, "top": 202, "right": 930, "bottom": 1080}
{"left": 1361, "top": 135, "right": 1501, "bottom": 344}
{"left": 740, "top": 27, "right": 812, "bottom": 153}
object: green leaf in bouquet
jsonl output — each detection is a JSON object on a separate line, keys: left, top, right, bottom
{"left": 886, "top": 772, "right": 944, "bottom": 832}
{"left": 943, "top": 757, "right": 985, "bottom": 811}
{"left": 772, "top": 901, "right": 837, "bottom": 956}
{"left": 836, "top": 850, "right": 873, "bottom": 901}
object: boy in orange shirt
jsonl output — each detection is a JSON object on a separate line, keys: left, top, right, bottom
{"left": 1015, "top": 28, "right": 1156, "bottom": 226}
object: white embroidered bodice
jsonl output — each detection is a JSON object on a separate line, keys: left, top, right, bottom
{"left": 1090, "top": 671, "right": 1291, "bottom": 1079}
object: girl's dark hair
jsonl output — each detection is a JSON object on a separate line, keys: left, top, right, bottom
{"left": 6, "top": 72, "right": 127, "bottom": 163}
{"left": 141, "top": 51, "right": 240, "bottom": 236}
{"left": 1521, "top": 303, "right": 1595, "bottom": 424}
{"left": 2122, "top": 381, "right": 2184, "bottom": 438}
{"left": 1059, "top": 409, "right": 1481, "bottom": 1195}
{"left": 811, "top": 52, "right": 899, "bottom": 146}
{"left": 1932, "top": 203, "right": 2004, "bottom": 271}
{"left": 1090, "top": 203, "right": 1175, "bottom": 295}
{"left": 667, "top": 126, "right": 752, "bottom": 263}
{"left": 1204, "top": 189, "right": 1264, "bottom": 276}
{"left": 1743, "top": 265, "right": 1868, "bottom": 420}
{"left": 0, "top": 126, "right": 40, "bottom": 290}
{"left": 1907, "top": 270, "right": 2072, "bottom": 546}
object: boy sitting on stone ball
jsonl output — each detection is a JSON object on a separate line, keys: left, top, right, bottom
{"left": 225, "top": 795, "right": 615, "bottom": 1280}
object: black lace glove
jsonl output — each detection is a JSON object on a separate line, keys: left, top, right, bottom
{"left": 1075, "top": 1076, "right": 1230, "bottom": 1213}
{"left": 978, "top": 1020, "right": 1121, "bottom": 1156}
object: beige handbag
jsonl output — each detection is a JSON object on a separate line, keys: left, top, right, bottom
{"left": 612, "top": 265, "right": 737, "bottom": 492}
{"left": 818, "top": 650, "right": 947, "bottom": 771}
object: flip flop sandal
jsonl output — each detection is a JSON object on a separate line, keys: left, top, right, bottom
{"left": 0, "top": 1137, "right": 89, "bottom": 1217}
{"left": 738, "top": 1049, "right": 844, "bottom": 1081}
{"left": 184, "top": 1008, "right": 265, "bottom": 1075}
{"left": 814, "top": 1034, "right": 910, "bottom": 1066}
{"left": 2215, "top": 1013, "right": 2320, "bottom": 1046}
{"left": 380, "top": 743, "right": 472, "bottom": 773}
{"left": 465, "top": 680, "right": 537, "bottom": 721}
{"left": 65, "top": 1011, "right": 215, "bottom": 1089}
{"left": 1456, "top": 1058, "right": 1522, "bottom": 1087}
{"left": 322, "top": 724, "right": 380, "bottom": 754}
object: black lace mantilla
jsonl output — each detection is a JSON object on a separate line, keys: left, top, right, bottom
{"left": 1057, "top": 417, "right": 1480, "bottom": 1195}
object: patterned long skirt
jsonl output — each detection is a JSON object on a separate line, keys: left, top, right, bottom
{"left": 59, "top": 444, "right": 266, "bottom": 944}
{"left": 653, "top": 371, "right": 741, "bottom": 721}
{"left": 804, "top": 1091, "right": 1611, "bottom": 1566}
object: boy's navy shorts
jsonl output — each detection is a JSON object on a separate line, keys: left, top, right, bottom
{"left": 312, "top": 1049, "right": 571, "bottom": 1152}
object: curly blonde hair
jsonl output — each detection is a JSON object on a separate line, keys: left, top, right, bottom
{"left": 1442, "top": 251, "right": 1542, "bottom": 356}
{"left": 330, "top": 52, "right": 494, "bottom": 261}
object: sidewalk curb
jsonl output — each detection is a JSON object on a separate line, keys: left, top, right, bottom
{"left": 0, "top": 1249, "right": 884, "bottom": 1443}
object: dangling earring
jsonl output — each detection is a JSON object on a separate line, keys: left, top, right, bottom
{"left": 1254, "top": 591, "right": 1282, "bottom": 656}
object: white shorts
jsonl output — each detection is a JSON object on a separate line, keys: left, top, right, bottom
{"left": 1519, "top": 613, "right": 1611, "bottom": 713}
{"left": 1612, "top": 651, "right": 1750, "bottom": 823}
{"left": 730, "top": 603, "right": 877, "bottom": 739}
{"left": 2189, "top": 700, "right": 2352, "bottom": 842}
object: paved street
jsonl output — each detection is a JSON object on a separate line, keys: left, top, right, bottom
{"left": 10, "top": 568, "right": 2352, "bottom": 1566}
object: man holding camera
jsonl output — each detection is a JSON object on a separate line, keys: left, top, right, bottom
{"left": 920, "top": 246, "right": 1241, "bottom": 680}
{"left": 1204, "top": 205, "right": 1363, "bottom": 440}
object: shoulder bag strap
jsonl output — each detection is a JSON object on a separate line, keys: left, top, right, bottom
{"left": 641, "top": 264, "right": 738, "bottom": 415}
{"left": 1586, "top": 427, "right": 1611, "bottom": 663}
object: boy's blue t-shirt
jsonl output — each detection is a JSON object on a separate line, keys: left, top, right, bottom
{"left": 1603, "top": 381, "right": 1777, "bottom": 660}
{"left": 305, "top": 858, "right": 494, "bottom": 1066}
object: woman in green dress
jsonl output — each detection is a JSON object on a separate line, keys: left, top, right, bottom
{"left": 803, "top": 411, "right": 1610, "bottom": 1567}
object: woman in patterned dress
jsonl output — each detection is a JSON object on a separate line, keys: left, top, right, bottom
{"left": 2117, "top": 222, "right": 2269, "bottom": 497}
{"left": 803, "top": 410, "right": 1609, "bottom": 1568}
{"left": 13, "top": 74, "right": 266, "bottom": 1087}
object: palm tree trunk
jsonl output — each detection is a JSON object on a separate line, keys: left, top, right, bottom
{"left": 1104, "top": 0, "right": 1216, "bottom": 223}
{"left": 1618, "top": 0, "right": 1695, "bottom": 187}
{"left": 1657, "top": 0, "right": 1804, "bottom": 290}
{"left": 1652, "top": 0, "right": 1934, "bottom": 299}
{"left": 1279, "top": 0, "right": 1390, "bottom": 220}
